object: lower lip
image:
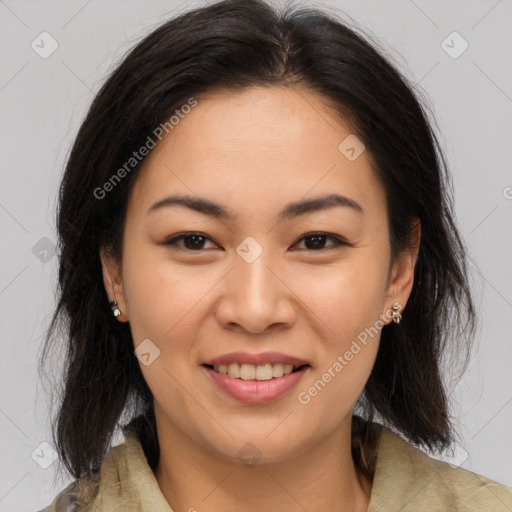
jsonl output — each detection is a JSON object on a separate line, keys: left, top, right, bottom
{"left": 203, "top": 365, "right": 309, "bottom": 404}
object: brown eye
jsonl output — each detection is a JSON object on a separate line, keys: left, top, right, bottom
{"left": 293, "top": 233, "right": 348, "bottom": 251}
{"left": 164, "top": 233, "right": 218, "bottom": 251}
{"left": 163, "top": 232, "right": 348, "bottom": 253}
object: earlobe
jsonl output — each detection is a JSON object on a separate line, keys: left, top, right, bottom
{"left": 100, "top": 246, "right": 128, "bottom": 322}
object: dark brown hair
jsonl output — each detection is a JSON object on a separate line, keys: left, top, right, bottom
{"left": 40, "top": 0, "right": 475, "bottom": 482}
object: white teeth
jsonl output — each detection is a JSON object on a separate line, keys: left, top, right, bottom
{"left": 272, "top": 363, "right": 284, "bottom": 378}
{"left": 256, "top": 364, "right": 273, "bottom": 380}
{"left": 212, "top": 362, "right": 302, "bottom": 380}
{"left": 240, "top": 363, "right": 256, "bottom": 380}
{"left": 227, "top": 363, "right": 240, "bottom": 378}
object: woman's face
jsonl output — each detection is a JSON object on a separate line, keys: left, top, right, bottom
{"left": 102, "top": 86, "right": 418, "bottom": 464}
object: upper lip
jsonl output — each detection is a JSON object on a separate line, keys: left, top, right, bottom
{"left": 203, "top": 352, "right": 310, "bottom": 368}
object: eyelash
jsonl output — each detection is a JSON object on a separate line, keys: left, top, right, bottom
{"left": 163, "top": 232, "right": 349, "bottom": 252}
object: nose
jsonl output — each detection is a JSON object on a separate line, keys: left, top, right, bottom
{"left": 214, "top": 249, "right": 297, "bottom": 334}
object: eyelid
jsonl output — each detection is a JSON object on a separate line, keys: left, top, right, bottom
{"left": 163, "top": 231, "right": 350, "bottom": 252}
{"left": 291, "top": 232, "right": 350, "bottom": 250}
{"left": 163, "top": 232, "right": 220, "bottom": 251}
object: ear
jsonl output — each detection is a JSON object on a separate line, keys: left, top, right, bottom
{"left": 383, "top": 219, "right": 421, "bottom": 323}
{"left": 100, "top": 245, "right": 129, "bottom": 323}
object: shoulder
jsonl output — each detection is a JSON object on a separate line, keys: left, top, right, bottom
{"left": 37, "top": 480, "right": 80, "bottom": 512}
{"left": 369, "top": 426, "right": 512, "bottom": 511}
{"left": 37, "top": 476, "right": 100, "bottom": 512}
{"left": 38, "top": 437, "right": 139, "bottom": 511}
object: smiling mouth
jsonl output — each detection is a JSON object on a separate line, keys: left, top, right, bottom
{"left": 202, "top": 362, "right": 310, "bottom": 381}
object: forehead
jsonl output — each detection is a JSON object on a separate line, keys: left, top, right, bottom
{"left": 128, "top": 86, "right": 385, "bottom": 223}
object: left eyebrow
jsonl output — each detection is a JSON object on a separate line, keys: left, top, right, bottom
{"left": 146, "top": 193, "right": 364, "bottom": 221}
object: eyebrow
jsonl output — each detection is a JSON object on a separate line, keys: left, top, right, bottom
{"left": 146, "top": 193, "right": 363, "bottom": 221}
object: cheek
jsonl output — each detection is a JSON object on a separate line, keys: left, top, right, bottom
{"left": 121, "top": 239, "right": 208, "bottom": 342}
{"left": 292, "top": 250, "right": 389, "bottom": 339}
{"left": 291, "top": 251, "right": 388, "bottom": 405}
{"left": 120, "top": 243, "right": 209, "bottom": 413}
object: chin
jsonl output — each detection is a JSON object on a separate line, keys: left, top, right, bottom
{"left": 203, "top": 431, "right": 309, "bottom": 467}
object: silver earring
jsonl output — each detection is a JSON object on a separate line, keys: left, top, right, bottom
{"left": 391, "top": 303, "right": 402, "bottom": 324}
{"left": 109, "top": 300, "right": 122, "bottom": 318}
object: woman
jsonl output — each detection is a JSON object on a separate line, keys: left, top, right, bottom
{"left": 39, "top": 0, "right": 512, "bottom": 510}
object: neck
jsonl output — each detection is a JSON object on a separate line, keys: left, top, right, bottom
{"left": 153, "top": 410, "right": 372, "bottom": 512}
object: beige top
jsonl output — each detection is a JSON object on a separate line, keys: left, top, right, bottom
{"left": 40, "top": 426, "right": 512, "bottom": 511}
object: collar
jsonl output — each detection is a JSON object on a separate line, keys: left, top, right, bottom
{"left": 87, "top": 424, "right": 512, "bottom": 511}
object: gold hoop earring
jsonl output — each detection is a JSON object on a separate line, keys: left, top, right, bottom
{"left": 391, "top": 303, "right": 402, "bottom": 324}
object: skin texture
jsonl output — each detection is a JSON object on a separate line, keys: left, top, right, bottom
{"left": 101, "top": 86, "right": 420, "bottom": 512}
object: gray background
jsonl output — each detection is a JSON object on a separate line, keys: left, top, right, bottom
{"left": 1, "top": 0, "right": 511, "bottom": 510}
